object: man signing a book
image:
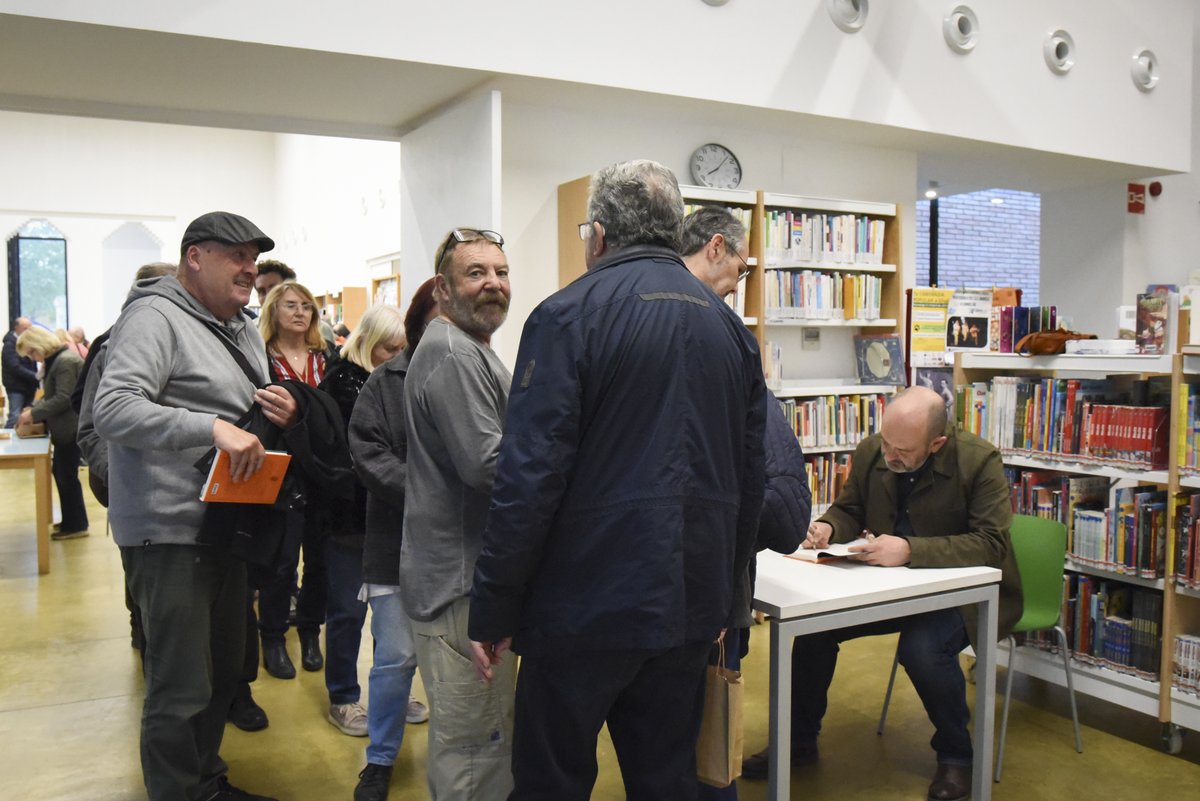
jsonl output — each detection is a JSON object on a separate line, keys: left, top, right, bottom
{"left": 741, "top": 386, "right": 1023, "bottom": 801}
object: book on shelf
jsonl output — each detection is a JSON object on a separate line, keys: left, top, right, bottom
{"left": 785, "top": 537, "right": 870, "bottom": 563}
{"left": 1040, "top": 575, "right": 1161, "bottom": 682}
{"left": 779, "top": 392, "right": 888, "bottom": 451}
{"left": 945, "top": 288, "right": 992, "bottom": 351}
{"left": 1135, "top": 293, "right": 1169, "bottom": 354}
{"left": 1174, "top": 634, "right": 1200, "bottom": 696}
{"left": 853, "top": 333, "right": 904, "bottom": 386}
{"left": 1173, "top": 491, "right": 1200, "bottom": 589}
{"left": 200, "top": 449, "right": 292, "bottom": 505}
{"left": 763, "top": 210, "right": 886, "bottom": 266}
{"left": 805, "top": 452, "right": 853, "bottom": 511}
{"left": 764, "top": 270, "right": 881, "bottom": 322}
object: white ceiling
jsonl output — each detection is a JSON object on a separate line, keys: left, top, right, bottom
{"left": 0, "top": 13, "right": 1179, "bottom": 200}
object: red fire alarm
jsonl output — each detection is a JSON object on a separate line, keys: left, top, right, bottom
{"left": 1149, "top": 181, "right": 1163, "bottom": 197}
{"left": 1128, "top": 183, "right": 1146, "bottom": 214}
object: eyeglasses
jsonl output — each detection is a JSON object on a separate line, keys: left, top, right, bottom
{"left": 279, "top": 302, "right": 315, "bottom": 315}
{"left": 439, "top": 228, "right": 503, "bottom": 257}
{"left": 577, "top": 221, "right": 606, "bottom": 241}
{"left": 731, "top": 249, "right": 752, "bottom": 282}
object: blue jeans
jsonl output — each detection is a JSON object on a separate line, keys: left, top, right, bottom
{"left": 4, "top": 389, "right": 27, "bottom": 428}
{"left": 325, "top": 538, "right": 367, "bottom": 705}
{"left": 365, "top": 589, "right": 418, "bottom": 766}
{"left": 698, "top": 627, "right": 742, "bottom": 801}
{"left": 790, "top": 607, "right": 973, "bottom": 764}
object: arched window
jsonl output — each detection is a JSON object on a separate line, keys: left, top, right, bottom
{"left": 7, "top": 219, "right": 68, "bottom": 329}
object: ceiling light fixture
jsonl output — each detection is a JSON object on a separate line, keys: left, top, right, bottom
{"left": 1131, "top": 49, "right": 1159, "bottom": 92}
{"left": 1044, "top": 29, "right": 1076, "bottom": 75}
{"left": 925, "top": 181, "right": 940, "bottom": 200}
{"left": 943, "top": 5, "right": 979, "bottom": 54}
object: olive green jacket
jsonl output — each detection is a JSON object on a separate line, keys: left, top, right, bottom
{"left": 820, "top": 425, "right": 1023, "bottom": 645}
{"left": 30, "top": 346, "right": 83, "bottom": 445}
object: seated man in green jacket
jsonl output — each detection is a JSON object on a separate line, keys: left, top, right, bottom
{"left": 742, "top": 386, "right": 1022, "bottom": 801}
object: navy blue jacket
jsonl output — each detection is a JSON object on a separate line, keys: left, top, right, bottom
{"left": 469, "top": 245, "right": 767, "bottom": 653}
{"left": 2, "top": 330, "right": 38, "bottom": 397}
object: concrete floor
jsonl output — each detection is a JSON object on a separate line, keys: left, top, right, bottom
{"left": 1, "top": 465, "right": 1198, "bottom": 800}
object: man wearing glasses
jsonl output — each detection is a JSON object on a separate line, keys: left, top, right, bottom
{"left": 469, "top": 161, "right": 766, "bottom": 800}
{"left": 401, "top": 227, "right": 515, "bottom": 801}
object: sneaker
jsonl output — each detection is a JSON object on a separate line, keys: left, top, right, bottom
{"left": 51, "top": 528, "right": 89, "bottom": 540}
{"left": 354, "top": 763, "right": 393, "bottom": 801}
{"left": 405, "top": 696, "right": 429, "bottom": 724}
{"left": 327, "top": 702, "right": 369, "bottom": 736}
{"left": 205, "top": 775, "right": 278, "bottom": 800}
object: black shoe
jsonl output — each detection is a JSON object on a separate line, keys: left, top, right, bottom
{"left": 300, "top": 631, "right": 323, "bottom": 672}
{"left": 263, "top": 643, "right": 296, "bottom": 679}
{"left": 927, "top": 763, "right": 971, "bottom": 801}
{"left": 228, "top": 685, "right": 269, "bottom": 732}
{"left": 740, "top": 742, "right": 819, "bottom": 780}
{"left": 206, "top": 775, "right": 278, "bottom": 801}
{"left": 354, "top": 763, "right": 393, "bottom": 801}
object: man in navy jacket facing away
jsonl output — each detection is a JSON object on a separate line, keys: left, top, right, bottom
{"left": 469, "top": 159, "right": 767, "bottom": 800}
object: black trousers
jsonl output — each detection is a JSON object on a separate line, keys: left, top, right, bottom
{"left": 258, "top": 509, "right": 326, "bottom": 645}
{"left": 51, "top": 440, "right": 88, "bottom": 532}
{"left": 121, "top": 543, "right": 246, "bottom": 801}
{"left": 510, "top": 640, "right": 711, "bottom": 801}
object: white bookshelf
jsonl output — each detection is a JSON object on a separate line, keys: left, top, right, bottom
{"left": 1001, "top": 454, "right": 1169, "bottom": 485}
{"left": 773, "top": 380, "right": 898, "bottom": 398}
{"left": 1064, "top": 557, "right": 1166, "bottom": 591}
{"left": 765, "top": 317, "right": 897, "bottom": 328}
{"left": 996, "top": 643, "right": 1161, "bottom": 718}
{"left": 764, "top": 262, "right": 896, "bottom": 274}
{"left": 960, "top": 352, "right": 1174, "bottom": 374}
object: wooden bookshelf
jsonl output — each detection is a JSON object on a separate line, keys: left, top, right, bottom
{"left": 314, "top": 286, "right": 369, "bottom": 329}
{"left": 953, "top": 350, "right": 1200, "bottom": 746}
{"left": 371, "top": 274, "right": 400, "bottom": 307}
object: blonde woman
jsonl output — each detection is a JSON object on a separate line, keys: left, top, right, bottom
{"left": 259, "top": 280, "right": 330, "bottom": 386}
{"left": 16, "top": 326, "right": 88, "bottom": 538}
{"left": 315, "top": 303, "right": 414, "bottom": 740}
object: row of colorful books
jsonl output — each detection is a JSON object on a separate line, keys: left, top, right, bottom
{"left": 763, "top": 341, "right": 783, "bottom": 388}
{"left": 958, "top": 376, "right": 1171, "bottom": 470}
{"left": 1175, "top": 382, "right": 1200, "bottom": 474}
{"left": 804, "top": 452, "right": 852, "bottom": 513}
{"left": 1173, "top": 634, "right": 1200, "bottom": 696}
{"left": 1003, "top": 468, "right": 1107, "bottom": 544}
{"left": 763, "top": 270, "right": 883, "bottom": 321}
{"left": 1171, "top": 493, "right": 1200, "bottom": 589}
{"left": 777, "top": 392, "right": 888, "bottom": 451}
{"left": 988, "top": 305, "right": 1057, "bottom": 353}
{"left": 762, "top": 210, "right": 886, "bottom": 266}
{"left": 1025, "top": 576, "right": 1161, "bottom": 682}
{"left": 683, "top": 204, "right": 754, "bottom": 237}
{"left": 1071, "top": 486, "right": 1167, "bottom": 580}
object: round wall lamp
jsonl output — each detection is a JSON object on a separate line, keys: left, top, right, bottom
{"left": 1043, "top": 28, "right": 1076, "bottom": 75}
{"left": 943, "top": 5, "right": 979, "bottom": 54}
{"left": 827, "top": 0, "right": 868, "bottom": 33}
{"left": 700, "top": 0, "right": 730, "bottom": 6}
{"left": 925, "top": 181, "right": 940, "bottom": 200}
{"left": 1131, "top": 49, "right": 1159, "bottom": 92}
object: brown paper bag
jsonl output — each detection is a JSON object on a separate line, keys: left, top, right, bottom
{"left": 15, "top": 419, "right": 46, "bottom": 438}
{"left": 696, "top": 638, "right": 744, "bottom": 788}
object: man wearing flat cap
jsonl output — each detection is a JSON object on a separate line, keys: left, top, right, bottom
{"left": 94, "top": 211, "right": 295, "bottom": 801}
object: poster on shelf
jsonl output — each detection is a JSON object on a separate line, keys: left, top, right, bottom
{"left": 909, "top": 288, "right": 955, "bottom": 367}
{"left": 945, "top": 288, "right": 992, "bottom": 351}
{"left": 913, "top": 368, "right": 955, "bottom": 418}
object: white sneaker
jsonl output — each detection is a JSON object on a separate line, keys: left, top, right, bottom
{"left": 327, "top": 702, "right": 369, "bottom": 736}
{"left": 405, "top": 697, "right": 429, "bottom": 724}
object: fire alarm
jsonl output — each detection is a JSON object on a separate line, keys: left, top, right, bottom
{"left": 1149, "top": 181, "right": 1163, "bottom": 197}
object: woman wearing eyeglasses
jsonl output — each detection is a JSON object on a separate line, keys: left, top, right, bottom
{"left": 253, "top": 280, "right": 336, "bottom": 682}
{"left": 260, "top": 281, "right": 331, "bottom": 387}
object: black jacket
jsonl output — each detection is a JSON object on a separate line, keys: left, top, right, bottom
{"left": 317, "top": 358, "right": 371, "bottom": 547}
{"left": 347, "top": 351, "right": 410, "bottom": 586}
{"left": 2, "top": 330, "right": 38, "bottom": 397}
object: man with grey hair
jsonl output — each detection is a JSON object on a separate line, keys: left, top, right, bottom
{"left": 402, "top": 227, "right": 514, "bottom": 801}
{"left": 469, "top": 160, "right": 766, "bottom": 799}
{"left": 679, "top": 204, "right": 752, "bottom": 299}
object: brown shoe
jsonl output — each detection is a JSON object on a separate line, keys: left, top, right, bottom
{"left": 927, "top": 763, "right": 971, "bottom": 801}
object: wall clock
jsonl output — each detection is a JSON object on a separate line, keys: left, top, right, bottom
{"left": 689, "top": 143, "right": 742, "bottom": 189}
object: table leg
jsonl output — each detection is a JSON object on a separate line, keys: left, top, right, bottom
{"left": 768, "top": 620, "right": 792, "bottom": 801}
{"left": 972, "top": 589, "right": 998, "bottom": 801}
{"left": 33, "top": 452, "right": 52, "bottom": 574}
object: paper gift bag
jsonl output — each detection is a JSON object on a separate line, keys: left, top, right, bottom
{"left": 696, "top": 639, "right": 744, "bottom": 788}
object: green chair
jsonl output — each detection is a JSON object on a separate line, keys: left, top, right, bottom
{"left": 876, "top": 514, "right": 1082, "bottom": 782}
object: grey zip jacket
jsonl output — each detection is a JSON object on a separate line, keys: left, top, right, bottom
{"left": 93, "top": 275, "right": 268, "bottom": 547}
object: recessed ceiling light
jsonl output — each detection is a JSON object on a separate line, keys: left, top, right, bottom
{"left": 827, "top": 0, "right": 868, "bottom": 33}
{"left": 1131, "top": 49, "right": 1159, "bottom": 92}
{"left": 1044, "top": 29, "right": 1076, "bottom": 75}
{"left": 925, "top": 188, "right": 939, "bottom": 199}
{"left": 990, "top": 197, "right": 1004, "bottom": 205}
{"left": 943, "top": 5, "right": 979, "bottom": 54}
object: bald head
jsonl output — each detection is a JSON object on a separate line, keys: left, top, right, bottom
{"left": 13, "top": 317, "right": 31, "bottom": 335}
{"left": 879, "top": 386, "right": 949, "bottom": 473}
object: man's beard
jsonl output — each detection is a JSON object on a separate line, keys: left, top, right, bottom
{"left": 445, "top": 290, "right": 508, "bottom": 338}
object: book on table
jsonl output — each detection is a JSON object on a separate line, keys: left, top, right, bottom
{"left": 786, "top": 537, "right": 870, "bottom": 562}
{"left": 199, "top": 449, "right": 292, "bottom": 504}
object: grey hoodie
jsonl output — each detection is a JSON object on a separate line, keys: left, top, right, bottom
{"left": 93, "top": 275, "right": 268, "bottom": 547}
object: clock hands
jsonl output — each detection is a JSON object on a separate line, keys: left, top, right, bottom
{"left": 706, "top": 156, "right": 731, "bottom": 177}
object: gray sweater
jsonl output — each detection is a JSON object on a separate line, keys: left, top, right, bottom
{"left": 401, "top": 318, "right": 510, "bottom": 622}
{"left": 93, "top": 275, "right": 268, "bottom": 547}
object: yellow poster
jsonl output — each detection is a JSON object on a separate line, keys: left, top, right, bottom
{"left": 910, "top": 288, "right": 955, "bottom": 366}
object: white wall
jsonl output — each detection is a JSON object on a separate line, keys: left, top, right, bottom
{"left": 400, "top": 89, "right": 503, "bottom": 345}
{"left": 270, "top": 133, "right": 401, "bottom": 299}
{"left": 500, "top": 97, "right": 916, "bottom": 376}
{"left": 6, "top": 0, "right": 1191, "bottom": 173}
{"left": 0, "top": 111, "right": 275, "bottom": 335}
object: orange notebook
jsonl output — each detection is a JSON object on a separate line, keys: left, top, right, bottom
{"left": 199, "top": 449, "right": 292, "bottom": 505}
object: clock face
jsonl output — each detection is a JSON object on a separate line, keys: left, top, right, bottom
{"left": 690, "top": 143, "right": 742, "bottom": 189}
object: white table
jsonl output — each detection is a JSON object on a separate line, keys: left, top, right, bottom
{"left": 753, "top": 552, "right": 1002, "bottom": 801}
{"left": 0, "top": 432, "right": 52, "bottom": 574}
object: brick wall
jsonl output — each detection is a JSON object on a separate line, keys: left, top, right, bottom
{"left": 915, "top": 189, "right": 1040, "bottom": 305}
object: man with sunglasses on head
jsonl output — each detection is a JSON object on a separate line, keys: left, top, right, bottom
{"left": 401, "top": 227, "right": 515, "bottom": 801}
{"left": 469, "top": 161, "right": 766, "bottom": 800}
